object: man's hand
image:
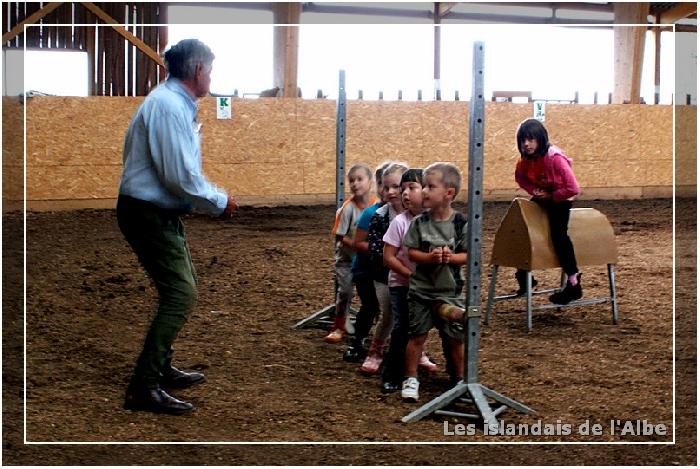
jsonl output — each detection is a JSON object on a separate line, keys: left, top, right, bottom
{"left": 221, "top": 194, "right": 238, "bottom": 219}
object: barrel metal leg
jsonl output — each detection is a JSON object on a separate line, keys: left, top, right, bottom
{"left": 608, "top": 263, "right": 618, "bottom": 324}
{"left": 485, "top": 265, "right": 499, "bottom": 325}
{"left": 526, "top": 270, "right": 533, "bottom": 331}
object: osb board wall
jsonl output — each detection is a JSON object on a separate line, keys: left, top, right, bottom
{"left": 2, "top": 96, "right": 691, "bottom": 207}
{"left": 676, "top": 106, "right": 697, "bottom": 187}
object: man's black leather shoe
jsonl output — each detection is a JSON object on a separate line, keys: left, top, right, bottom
{"left": 124, "top": 387, "right": 194, "bottom": 415}
{"left": 381, "top": 381, "right": 401, "bottom": 393}
{"left": 161, "top": 366, "right": 205, "bottom": 389}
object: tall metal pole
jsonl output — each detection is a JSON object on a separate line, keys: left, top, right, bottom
{"left": 403, "top": 42, "right": 534, "bottom": 426}
{"left": 335, "top": 69, "right": 347, "bottom": 210}
{"left": 464, "top": 41, "right": 485, "bottom": 384}
{"left": 293, "top": 69, "right": 347, "bottom": 329}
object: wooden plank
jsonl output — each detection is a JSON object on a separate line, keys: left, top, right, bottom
{"left": 46, "top": 1, "right": 56, "bottom": 47}
{"left": 126, "top": 3, "right": 133, "bottom": 96}
{"left": 96, "top": 11, "right": 104, "bottom": 95}
{"left": 3, "top": 3, "right": 11, "bottom": 38}
{"left": 74, "top": 2, "right": 84, "bottom": 50}
{"left": 157, "top": 2, "right": 167, "bottom": 54}
{"left": 113, "top": 2, "right": 124, "bottom": 95}
{"left": 2, "top": 1, "right": 61, "bottom": 45}
{"left": 86, "top": 23, "right": 95, "bottom": 95}
{"left": 57, "top": 1, "right": 70, "bottom": 47}
{"left": 9, "top": 2, "right": 19, "bottom": 47}
{"left": 136, "top": 22, "right": 147, "bottom": 95}
{"left": 157, "top": 2, "right": 167, "bottom": 83}
{"left": 144, "top": 3, "right": 155, "bottom": 92}
{"left": 80, "top": 2, "right": 164, "bottom": 69}
{"left": 659, "top": 2, "right": 696, "bottom": 23}
{"left": 103, "top": 6, "right": 112, "bottom": 95}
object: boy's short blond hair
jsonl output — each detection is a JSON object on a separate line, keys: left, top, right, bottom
{"left": 424, "top": 162, "right": 462, "bottom": 197}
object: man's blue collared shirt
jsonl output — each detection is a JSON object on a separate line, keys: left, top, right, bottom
{"left": 119, "top": 78, "right": 227, "bottom": 216}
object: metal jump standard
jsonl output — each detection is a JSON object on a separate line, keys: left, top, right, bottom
{"left": 293, "top": 70, "right": 354, "bottom": 331}
{"left": 402, "top": 42, "right": 535, "bottom": 426}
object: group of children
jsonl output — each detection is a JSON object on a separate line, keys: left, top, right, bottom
{"left": 323, "top": 119, "right": 583, "bottom": 403}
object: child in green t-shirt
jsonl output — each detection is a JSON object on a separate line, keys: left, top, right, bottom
{"left": 400, "top": 162, "right": 468, "bottom": 402}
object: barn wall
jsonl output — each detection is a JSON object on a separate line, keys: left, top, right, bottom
{"left": 2, "top": 96, "right": 694, "bottom": 210}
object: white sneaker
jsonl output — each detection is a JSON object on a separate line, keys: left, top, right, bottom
{"left": 401, "top": 377, "right": 420, "bottom": 402}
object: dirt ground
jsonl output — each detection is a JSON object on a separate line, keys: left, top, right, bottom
{"left": 2, "top": 197, "right": 696, "bottom": 465}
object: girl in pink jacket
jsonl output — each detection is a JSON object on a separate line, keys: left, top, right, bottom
{"left": 514, "top": 118, "right": 582, "bottom": 304}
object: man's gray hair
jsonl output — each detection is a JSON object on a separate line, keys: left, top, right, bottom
{"left": 163, "top": 39, "right": 215, "bottom": 80}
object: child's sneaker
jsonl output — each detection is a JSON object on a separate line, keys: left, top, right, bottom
{"left": 401, "top": 377, "right": 420, "bottom": 402}
{"left": 324, "top": 328, "right": 345, "bottom": 344}
{"left": 360, "top": 353, "right": 383, "bottom": 375}
{"left": 418, "top": 352, "right": 439, "bottom": 373}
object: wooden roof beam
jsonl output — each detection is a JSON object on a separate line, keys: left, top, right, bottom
{"left": 659, "top": 2, "right": 697, "bottom": 24}
{"left": 80, "top": 2, "right": 164, "bottom": 69}
{"left": 437, "top": 2, "right": 458, "bottom": 17}
{"left": 2, "top": 2, "right": 63, "bottom": 44}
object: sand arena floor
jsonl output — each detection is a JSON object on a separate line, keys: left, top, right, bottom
{"left": 2, "top": 197, "right": 695, "bottom": 465}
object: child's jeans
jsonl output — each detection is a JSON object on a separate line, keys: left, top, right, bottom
{"left": 381, "top": 286, "right": 409, "bottom": 384}
{"left": 351, "top": 275, "right": 380, "bottom": 348}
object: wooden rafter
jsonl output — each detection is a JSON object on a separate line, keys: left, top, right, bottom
{"left": 659, "top": 2, "right": 697, "bottom": 24}
{"left": 437, "top": 2, "right": 459, "bottom": 17}
{"left": 1, "top": 2, "right": 63, "bottom": 44}
{"left": 80, "top": 2, "right": 164, "bottom": 69}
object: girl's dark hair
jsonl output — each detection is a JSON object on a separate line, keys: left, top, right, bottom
{"left": 400, "top": 168, "right": 423, "bottom": 186}
{"left": 516, "top": 118, "right": 550, "bottom": 158}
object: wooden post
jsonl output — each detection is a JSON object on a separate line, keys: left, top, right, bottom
{"left": 653, "top": 17, "right": 661, "bottom": 105}
{"left": 612, "top": 2, "right": 649, "bottom": 104}
{"left": 273, "top": 2, "right": 300, "bottom": 98}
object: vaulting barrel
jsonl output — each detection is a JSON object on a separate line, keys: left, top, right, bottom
{"left": 490, "top": 198, "right": 618, "bottom": 270}
{"left": 486, "top": 198, "right": 619, "bottom": 330}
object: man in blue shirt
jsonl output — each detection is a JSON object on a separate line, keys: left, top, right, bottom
{"left": 118, "top": 39, "right": 237, "bottom": 415}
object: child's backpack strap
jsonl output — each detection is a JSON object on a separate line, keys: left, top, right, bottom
{"left": 452, "top": 212, "right": 468, "bottom": 252}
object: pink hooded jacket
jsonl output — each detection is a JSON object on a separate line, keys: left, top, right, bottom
{"left": 515, "top": 145, "right": 580, "bottom": 202}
